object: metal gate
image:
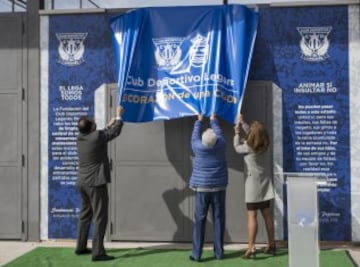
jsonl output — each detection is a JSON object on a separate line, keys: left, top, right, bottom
{"left": 107, "top": 82, "right": 273, "bottom": 243}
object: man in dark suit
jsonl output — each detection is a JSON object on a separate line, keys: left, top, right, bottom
{"left": 75, "top": 106, "right": 124, "bottom": 261}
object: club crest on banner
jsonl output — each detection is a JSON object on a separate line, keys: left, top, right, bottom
{"left": 153, "top": 37, "right": 184, "bottom": 70}
{"left": 153, "top": 34, "right": 210, "bottom": 74}
{"left": 56, "top": 33, "right": 88, "bottom": 66}
{"left": 297, "top": 26, "right": 332, "bottom": 62}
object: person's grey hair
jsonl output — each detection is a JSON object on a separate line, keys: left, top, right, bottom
{"left": 202, "top": 128, "right": 217, "bottom": 148}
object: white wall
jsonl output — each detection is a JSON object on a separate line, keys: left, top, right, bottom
{"left": 350, "top": 4, "right": 360, "bottom": 242}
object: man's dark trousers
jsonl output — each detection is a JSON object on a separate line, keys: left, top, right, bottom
{"left": 192, "top": 190, "right": 226, "bottom": 260}
{"left": 76, "top": 184, "right": 108, "bottom": 257}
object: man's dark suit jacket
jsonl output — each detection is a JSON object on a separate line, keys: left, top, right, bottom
{"left": 76, "top": 120, "right": 123, "bottom": 187}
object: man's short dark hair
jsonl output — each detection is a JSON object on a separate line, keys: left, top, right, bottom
{"left": 78, "top": 116, "right": 93, "bottom": 134}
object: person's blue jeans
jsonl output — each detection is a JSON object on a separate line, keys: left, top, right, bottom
{"left": 192, "top": 190, "right": 226, "bottom": 260}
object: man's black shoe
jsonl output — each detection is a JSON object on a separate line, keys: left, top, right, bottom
{"left": 189, "top": 255, "right": 201, "bottom": 262}
{"left": 92, "top": 255, "right": 115, "bottom": 261}
{"left": 75, "top": 248, "right": 92, "bottom": 255}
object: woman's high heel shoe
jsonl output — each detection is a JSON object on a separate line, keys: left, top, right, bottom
{"left": 241, "top": 247, "right": 257, "bottom": 259}
{"left": 263, "top": 244, "right": 276, "bottom": 255}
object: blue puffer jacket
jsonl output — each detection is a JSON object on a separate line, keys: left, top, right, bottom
{"left": 189, "top": 118, "right": 228, "bottom": 188}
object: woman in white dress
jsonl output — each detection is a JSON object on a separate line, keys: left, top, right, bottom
{"left": 233, "top": 115, "right": 275, "bottom": 259}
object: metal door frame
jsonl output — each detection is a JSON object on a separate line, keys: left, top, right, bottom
{"left": 0, "top": 13, "right": 28, "bottom": 240}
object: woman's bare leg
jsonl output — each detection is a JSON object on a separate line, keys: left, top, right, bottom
{"left": 247, "top": 210, "right": 258, "bottom": 249}
{"left": 261, "top": 207, "right": 275, "bottom": 250}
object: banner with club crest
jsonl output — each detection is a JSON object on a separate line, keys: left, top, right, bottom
{"left": 110, "top": 5, "right": 259, "bottom": 123}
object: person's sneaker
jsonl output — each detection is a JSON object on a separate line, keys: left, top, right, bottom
{"left": 92, "top": 255, "right": 115, "bottom": 261}
{"left": 189, "top": 255, "right": 201, "bottom": 262}
{"left": 75, "top": 248, "right": 92, "bottom": 255}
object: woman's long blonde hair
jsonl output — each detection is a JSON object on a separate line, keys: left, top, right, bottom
{"left": 245, "top": 121, "right": 270, "bottom": 154}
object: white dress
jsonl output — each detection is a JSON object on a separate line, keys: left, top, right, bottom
{"left": 233, "top": 125, "right": 274, "bottom": 203}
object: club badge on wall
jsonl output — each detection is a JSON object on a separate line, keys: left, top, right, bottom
{"left": 56, "top": 33, "right": 88, "bottom": 66}
{"left": 297, "top": 26, "right": 332, "bottom": 62}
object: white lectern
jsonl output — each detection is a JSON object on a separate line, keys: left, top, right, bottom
{"left": 285, "top": 173, "right": 327, "bottom": 267}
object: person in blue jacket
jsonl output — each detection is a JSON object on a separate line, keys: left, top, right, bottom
{"left": 189, "top": 113, "right": 228, "bottom": 262}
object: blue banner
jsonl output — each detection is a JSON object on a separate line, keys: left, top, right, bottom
{"left": 111, "top": 5, "right": 258, "bottom": 123}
